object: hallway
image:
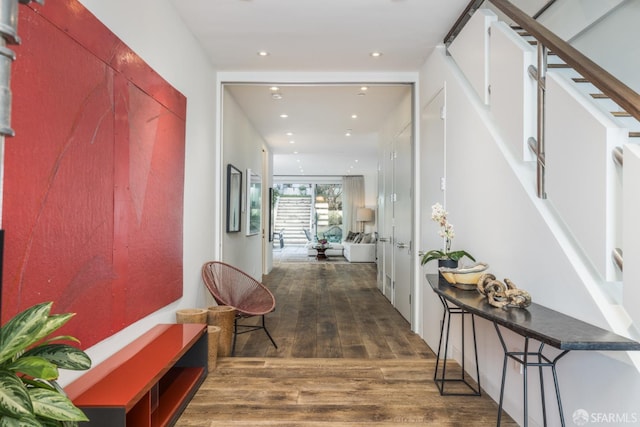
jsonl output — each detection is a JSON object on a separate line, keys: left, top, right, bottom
{"left": 235, "top": 262, "right": 429, "bottom": 358}
{"left": 177, "top": 263, "right": 517, "bottom": 426}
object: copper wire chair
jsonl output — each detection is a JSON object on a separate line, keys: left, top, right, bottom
{"left": 201, "top": 261, "right": 277, "bottom": 355}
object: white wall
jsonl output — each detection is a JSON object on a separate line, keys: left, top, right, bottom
{"left": 570, "top": 0, "right": 640, "bottom": 93}
{"left": 419, "top": 46, "right": 640, "bottom": 426}
{"left": 222, "top": 89, "right": 268, "bottom": 280}
{"left": 61, "top": 0, "right": 218, "bottom": 384}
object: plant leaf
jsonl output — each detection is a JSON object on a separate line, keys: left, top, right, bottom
{"left": 20, "top": 378, "right": 55, "bottom": 392}
{"left": 420, "top": 250, "right": 445, "bottom": 265}
{"left": 40, "top": 336, "right": 80, "bottom": 346}
{"left": 448, "top": 250, "right": 476, "bottom": 262}
{"left": 0, "top": 371, "right": 33, "bottom": 418}
{"left": 29, "top": 388, "right": 88, "bottom": 422}
{"left": 31, "top": 314, "right": 75, "bottom": 346}
{"left": 41, "top": 418, "right": 69, "bottom": 427}
{"left": 0, "top": 414, "right": 42, "bottom": 427}
{"left": 6, "top": 357, "right": 58, "bottom": 381}
{"left": 0, "top": 303, "right": 52, "bottom": 365}
{"left": 23, "top": 345, "right": 91, "bottom": 371}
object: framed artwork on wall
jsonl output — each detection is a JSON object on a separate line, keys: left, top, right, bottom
{"left": 227, "top": 164, "right": 242, "bottom": 232}
{"left": 246, "top": 168, "right": 261, "bottom": 236}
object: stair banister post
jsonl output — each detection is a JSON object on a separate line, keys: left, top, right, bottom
{"left": 536, "top": 42, "right": 548, "bottom": 199}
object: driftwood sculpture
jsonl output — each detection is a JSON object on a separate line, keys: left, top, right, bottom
{"left": 477, "top": 274, "right": 531, "bottom": 309}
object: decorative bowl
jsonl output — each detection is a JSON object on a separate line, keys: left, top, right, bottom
{"left": 439, "top": 262, "right": 489, "bottom": 290}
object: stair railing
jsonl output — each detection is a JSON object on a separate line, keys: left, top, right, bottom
{"left": 488, "top": 0, "right": 640, "bottom": 121}
{"left": 444, "top": 0, "right": 557, "bottom": 46}
{"left": 447, "top": 0, "right": 640, "bottom": 176}
{"left": 446, "top": 0, "right": 638, "bottom": 269}
{"left": 489, "top": 0, "right": 638, "bottom": 272}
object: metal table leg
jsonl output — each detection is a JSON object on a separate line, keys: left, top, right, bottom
{"left": 493, "top": 322, "right": 570, "bottom": 426}
{"left": 433, "top": 295, "right": 481, "bottom": 396}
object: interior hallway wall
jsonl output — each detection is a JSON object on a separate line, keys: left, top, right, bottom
{"left": 419, "top": 46, "right": 640, "bottom": 426}
{"left": 222, "top": 90, "right": 269, "bottom": 280}
{"left": 55, "top": 0, "right": 218, "bottom": 385}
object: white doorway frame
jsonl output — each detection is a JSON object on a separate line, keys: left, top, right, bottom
{"left": 214, "top": 71, "right": 423, "bottom": 335}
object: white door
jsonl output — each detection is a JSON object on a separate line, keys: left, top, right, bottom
{"left": 393, "top": 123, "right": 413, "bottom": 321}
{"left": 382, "top": 143, "right": 395, "bottom": 302}
{"left": 376, "top": 161, "right": 386, "bottom": 293}
{"left": 420, "top": 88, "right": 446, "bottom": 345}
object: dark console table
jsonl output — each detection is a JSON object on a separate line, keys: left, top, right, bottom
{"left": 426, "top": 274, "right": 640, "bottom": 427}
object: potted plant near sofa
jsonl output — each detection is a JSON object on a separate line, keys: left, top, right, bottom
{"left": 0, "top": 301, "right": 91, "bottom": 426}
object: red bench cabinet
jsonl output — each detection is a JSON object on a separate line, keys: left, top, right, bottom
{"left": 66, "top": 323, "right": 207, "bottom": 426}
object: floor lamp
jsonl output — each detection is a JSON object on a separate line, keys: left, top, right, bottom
{"left": 356, "top": 207, "right": 374, "bottom": 233}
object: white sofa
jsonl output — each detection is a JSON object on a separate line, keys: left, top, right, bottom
{"left": 343, "top": 241, "right": 376, "bottom": 262}
{"left": 306, "top": 230, "right": 377, "bottom": 262}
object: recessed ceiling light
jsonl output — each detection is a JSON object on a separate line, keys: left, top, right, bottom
{"left": 280, "top": 114, "right": 288, "bottom": 118}
{"left": 286, "top": 132, "right": 293, "bottom": 136}
{"left": 345, "top": 131, "right": 352, "bottom": 137}
{"left": 351, "top": 114, "right": 358, "bottom": 119}
{"left": 360, "top": 86, "right": 369, "bottom": 91}
{"left": 289, "top": 140, "right": 295, "bottom": 144}
{"left": 370, "top": 51, "right": 382, "bottom": 57}
{"left": 258, "top": 51, "right": 270, "bottom": 57}
{"left": 270, "top": 86, "right": 279, "bottom": 91}
{"left": 293, "top": 151, "right": 298, "bottom": 154}
{"left": 355, "top": 159, "right": 359, "bottom": 163}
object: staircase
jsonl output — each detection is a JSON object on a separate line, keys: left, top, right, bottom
{"left": 273, "top": 196, "right": 312, "bottom": 245}
{"left": 514, "top": 26, "right": 640, "bottom": 141}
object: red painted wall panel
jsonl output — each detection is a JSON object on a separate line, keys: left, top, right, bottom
{"left": 119, "top": 81, "right": 185, "bottom": 325}
{"left": 2, "top": 1, "right": 186, "bottom": 348}
{"left": 27, "top": 1, "right": 187, "bottom": 120}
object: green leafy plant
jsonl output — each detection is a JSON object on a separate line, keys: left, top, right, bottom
{"left": 420, "top": 248, "right": 475, "bottom": 265}
{"left": 0, "top": 302, "right": 91, "bottom": 426}
{"left": 420, "top": 203, "right": 475, "bottom": 266}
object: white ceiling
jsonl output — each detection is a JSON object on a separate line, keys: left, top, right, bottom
{"left": 169, "top": 0, "right": 471, "bottom": 176}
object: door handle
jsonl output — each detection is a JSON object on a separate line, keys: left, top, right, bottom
{"left": 379, "top": 237, "right": 389, "bottom": 242}
{"left": 396, "top": 242, "right": 408, "bottom": 249}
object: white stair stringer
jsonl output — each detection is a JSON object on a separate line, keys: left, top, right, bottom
{"left": 623, "top": 144, "right": 640, "bottom": 331}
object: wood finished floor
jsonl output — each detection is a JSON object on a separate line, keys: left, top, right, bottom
{"left": 177, "top": 261, "right": 516, "bottom": 426}
{"left": 236, "top": 262, "right": 430, "bottom": 359}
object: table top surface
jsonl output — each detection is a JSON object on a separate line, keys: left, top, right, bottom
{"left": 313, "top": 244, "right": 332, "bottom": 249}
{"left": 66, "top": 323, "right": 206, "bottom": 406}
{"left": 427, "top": 274, "right": 640, "bottom": 351}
